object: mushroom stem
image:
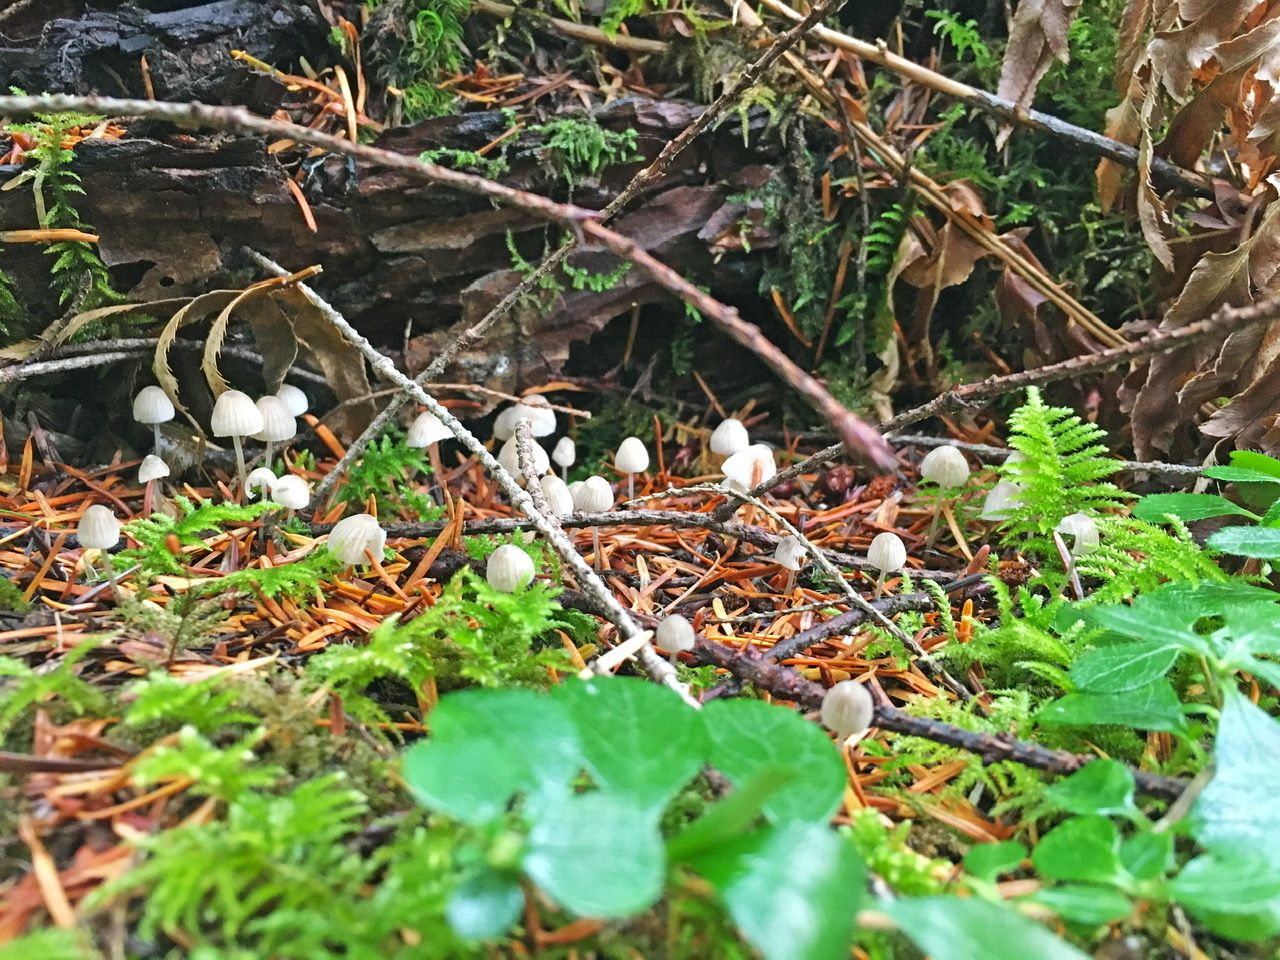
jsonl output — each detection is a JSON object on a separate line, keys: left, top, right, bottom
{"left": 143, "top": 479, "right": 155, "bottom": 518}
{"left": 264, "top": 440, "right": 276, "bottom": 470}
{"left": 783, "top": 568, "right": 797, "bottom": 596}
{"left": 592, "top": 527, "right": 604, "bottom": 572}
{"left": 232, "top": 436, "right": 249, "bottom": 495}
{"left": 627, "top": 474, "right": 635, "bottom": 503}
{"left": 561, "top": 463, "right": 568, "bottom": 482}
{"left": 873, "top": 569, "right": 886, "bottom": 600}
{"left": 924, "top": 500, "right": 943, "bottom": 549}
{"left": 152, "top": 423, "right": 162, "bottom": 454}
{"left": 428, "top": 442, "right": 447, "bottom": 503}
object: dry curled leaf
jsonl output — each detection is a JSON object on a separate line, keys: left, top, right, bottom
{"left": 995, "top": 0, "right": 1083, "bottom": 148}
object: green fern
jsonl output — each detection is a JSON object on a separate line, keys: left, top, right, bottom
{"left": 0, "top": 929, "right": 94, "bottom": 960}
{"left": 996, "top": 388, "right": 1130, "bottom": 555}
{"left": 0, "top": 638, "right": 107, "bottom": 736}
{"left": 116, "top": 496, "right": 274, "bottom": 581}
{"left": 1074, "top": 516, "right": 1229, "bottom": 604}
{"left": 532, "top": 116, "right": 640, "bottom": 189}
{"left": 121, "top": 672, "right": 257, "bottom": 736}
{"left": 134, "top": 726, "right": 283, "bottom": 803}
{"left": 338, "top": 431, "right": 439, "bottom": 518}
{"left": 194, "top": 549, "right": 345, "bottom": 602}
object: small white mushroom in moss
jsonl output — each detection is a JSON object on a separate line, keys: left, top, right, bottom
{"left": 709, "top": 418, "right": 749, "bottom": 458}
{"left": 327, "top": 513, "right": 387, "bottom": 568}
{"left": 773, "top": 534, "right": 808, "bottom": 595}
{"left": 573, "top": 475, "right": 614, "bottom": 570}
{"left": 866, "top": 531, "right": 906, "bottom": 599}
{"left": 275, "top": 383, "right": 309, "bottom": 417}
{"left": 133, "top": 386, "right": 175, "bottom": 454}
{"left": 721, "top": 444, "right": 776, "bottom": 494}
{"left": 540, "top": 475, "right": 575, "bottom": 518}
{"left": 820, "top": 679, "right": 874, "bottom": 743}
{"left": 138, "top": 454, "right": 170, "bottom": 518}
{"left": 270, "top": 474, "right": 311, "bottom": 522}
{"left": 498, "top": 435, "right": 549, "bottom": 479}
{"left": 552, "top": 436, "right": 576, "bottom": 480}
{"left": 980, "top": 480, "right": 1022, "bottom": 522}
{"left": 253, "top": 396, "right": 297, "bottom": 468}
{"left": 407, "top": 411, "right": 453, "bottom": 499}
{"left": 614, "top": 436, "right": 650, "bottom": 502}
{"left": 245, "top": 467, "right": 277, "bottom": 500}
{"left": 486, "top": 544, "right": 535, "bottom": 593}
{"left": 211, "top": 389, "right": 264, "bottom": 494}
{"left": 918, "top": 445, "right": 970, "bottom": 548}
{"left": 77, "top": 504, "right": 120, "bottom": 581}
{"left": 655, "top": 613, "right": 696, "bottom": 664}
{"left": 1056, "top": 513, "right": 1100, "bottom": 556}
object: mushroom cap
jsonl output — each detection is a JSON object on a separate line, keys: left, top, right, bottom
{"left": 138, "top": 454, "right": 170, "bottom": 484}
{"left": 573, "top": 475, "right": 614, "bottom": 513}
{"left": 772, "top": 534, "right": 807, "bottom": 571}
{"left": 486, "top": 544, "right": 535, "bottom": 593}
{"left": 270, "top": 474, "right": 311, "bottom": 510}
{"left": 211, "top": 389, "right": 265, "bottom": 438}
{"left": 407, "top": 411, "right": 451, "bottom": 448}
{"left": 252, "top": 396, "right": 297, "bottom": 443}
{"left": 492, "top": 406, "right": 521, "bottom": 441}
{"left": 614, "top": 436, "right": 650, "bottom": 475}
{"left": 867, "top": 532, "right": 907, "bottom": 573}
{"left": 498, "top": 436, "right": 549, "bottom": 478}
{"left": 919, "top": 445, "right": 970, "bottom": 489}
{"left": 519, "top": 396, "right": 557, "bottom": 437}
{"left": 245, "top": 467, "right": 277, "bottom": 498}
{"left": 327, "top": 513, "right": 387, "bottom": 566}
{"left": 275, "top": 383, "right": 309, "bottom": 417}
{"left": 1056, "top": 512, "right": 1100, "bottom": 556}
{"left": 709, "top": 418, "right": 749, "bottom": 456}
{"left": 133, "top": 386, "right": 175, "bottom": 425}
{"left": 980, "top": 480, "right": 1023, "bottom": 521}
{"left": 539, "top": 475, "right": 575, "bottom": 518}
{"left": 721, "top": 444, "right": 777, "bottom": 493}
{"left": 655, "top": 614, "right": 696, "bottom": 655}
{"left": 552, "top": 436, "right": 576, "bottom": 468}
{"left": 820, "top": 680, "right": 874, "bottom": 740}
{"left": 78, "top": 504, "right": 121, "bottom": 550}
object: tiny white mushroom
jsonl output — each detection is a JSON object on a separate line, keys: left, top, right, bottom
{"left": 773, "top": 534, "right": 808, "bottom": 595}
{"left": 133, "top": 385, "right": 175, "bottom": 453}
{"left": 252, "top": 396, "right": 297, "bottom": 467}
{"left": 721, "top": 443, "right": 777, "bottom": 494}
{"left": 486, "top": 544, "right": 535, "bottom": 593}
{"left": 552, "top": 436, "right": 576, "bottom": 480}
{"left": 820, "top": 679, "right": 874, "bottom": 743}
{"left": 1056, "top": 513, "right": 1100, "bottom": 556}
{"left": 573, "top": 475, "right": 614, "bottom": 570}
{"left": 138, "top": 454, "right": 170, "bottom": 518}
{"left": 492, "top": 405, "right": 522, "bottom": 441}
{"left": 614, "top": 436, "right": 650, "bottom": 502}
{"left": 655, "top": 614, "right": 696, "bottom": 663}
{"left": 245, "top": 467, "right": 277, "bottom": 500}
{"left": 918, "top": 445, "right": 970, "bottom": 548}
{"left": 519, "top": 396, "right": 557, "bottom": 437}
{"left": 407, "top": 411, "right": 453, "bottom": 499}
{"left": 78, "top": 504, "right": 120, "bottom": 581}
{"left": 498, "top": 436, "right": 549, "bottom": 479}
{"left": 867, "top": 531, "right": 907, "bottom": 599}
{"left": 540, "top": 475, "right": 575, "bottom": 518}
{"left": 270, "top": 474, "right": 311, "bottom": 522}
{"left": 709, "top": 418, "right": 749, "bottom": 457}
{"left": 328, "top": 513, "right": 387, "bottom": 568}
{"left": 211, "top": 389, "right": 265, "bottom": 494}
{"left": 275, "top": 383, "right": 309, "bottom": 417}
{"left": 980, "top": 480, "right": 1023, "bottom": 522}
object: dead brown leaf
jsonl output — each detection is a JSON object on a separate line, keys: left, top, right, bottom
{"left": 996, "top": 0, "right": 1083, "bottom": 147}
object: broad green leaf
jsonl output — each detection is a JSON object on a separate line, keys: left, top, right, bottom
{"left": 1190, "top": 691, "right": 1280, "bottom": 858}
{"left": 1206, "top": 526, "right": 1280, "bottom": 558}
{"left": 402, "top": 689, "right": 581, "bottom": 825}
{"left": 1227, "top": 450, "right": 1280, "bottom": 478}
{"left": 668, "top": 766, "right": 795, "bottom": 862}
{"left": 1045, "top": 760, "right": 1136, "bottom": 817}
{"left": 1031, "top": 816, "right": 1123, "bottom": 885}
{"left": 445, "top": 868, "right": 524, "bottom": 941}
{"left": 1202, "top": 465, "right": 1280, "bottom": 485}
{"left": 522, "top": 793, "right": 665, "bottom": 918}
{"left": 1082, "top": 592, "right": 1209, "bottom": 652}
{"left": 1171, "top": 853, "right": 1280, "bottom": 942}
{"left": 688, "top": 822, "right": 864, "bottom": 960}
{"left": 1133, "top": 493, "right": 1257, "bottom": 523}
{"left": 886, "top": 897, "right": 1089, "bottom": 960}
{"left": 1262, "top": 498, "right": 1280, "bottom": 527}
{"left": 702, "top": 699, "right": 845, "bottom": 822}
{"left": 963, "top": 841, "right": 1027, "bottom": 881}
{"left": 1038, "top": 682, "right": 1187, "bottom": 733}
{"left": 1029, "top": 885, "right": 1131, "bottom": 926}
{"left": 1220, "top": 602, "right": 1280, "bottom": 657}
{"left": 1119, "top": 831, "right": 1173, "bottom": 881}
{"left": 1224, "top": 451, "right": 1280, "bottom": 510}
{"left": 1069, "top": 643, "right": 1182, "bottom": 693}
{"left": 0, "top": 930, "right": 94, "bottom": 960}
{"left": 553, "top": 677, "right": 705, "bottom": 814}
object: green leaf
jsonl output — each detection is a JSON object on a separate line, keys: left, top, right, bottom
{"left": 0, "top": 930, "right": 95, "bottom": 960}
{"left": 1068, "top": 642, "right": 1182, "bottom": 693}
{"left": 1190, "top": 691, "right": 1280, "bottom": 858}
{"left": 1038, "top": 682, "right": 1187, "bottom": 733}
{"left": 1206, "top": 526, "right": 1280, "bottom": 558}
{"left": 886, "top": 897, "right": 1090, "bottom": 960}
{"left": 1029, "top": 884, "right": 1131, "bottom": 926}
{"left": 1171, "top": 853, "right": 1280, "bottom": 942}
{"left": 446, "top": 868, "right": 524, "bottom": 941}
{"left": 668, "top": 766, "right": 795, "bottom": 862}
{"left": 402, "top": 689, "right": 582, "bottom": 825}
{"left": 553, "top": 677, "right": 705, "bottom": 814}
{"left": 1081, "top": 592, "right": 1209, "bottom": 652}
{"left": 1220, "top": 602, "right": 1280, "bottom": 657}
{"left": 1202, "top": 465, "right": 1280, "bottom": 485}
{"left": 702, "top": 699, "right": 845, "bottom": 822}
{"left": 522, "top": 792, "right": 665, "bottom": 919}
{"left": 1133, "top": 493, "right": 1257, "bottom": 523}
{"left": 1119, "top": 831, "right": 1173, "bottom": 881}
{"left": 1261, "top": 498, "right": 1280, "bottom": 527}
{"left": 1031, "top": 816, "right": 1123, "bottom": 885}
{"left": 1045, "top": 760, "right": 1136, "bottom": 817}
{"left": 963, "top": 841, "right": 1028, "bottom": 881}
{"left": 688, "top": 822, "right": 864, "bottom": 960}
